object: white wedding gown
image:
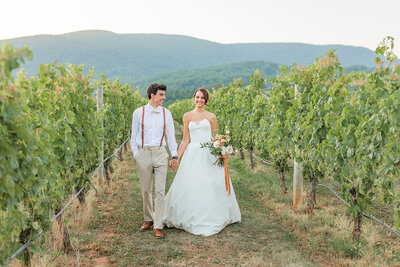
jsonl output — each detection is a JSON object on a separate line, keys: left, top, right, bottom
{"left": 163, "top": 119, "right": 241, "bottom": 236}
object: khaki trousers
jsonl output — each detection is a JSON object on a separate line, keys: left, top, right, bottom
{"left": 135, "top": 146, "right": 169, "bottom": 229}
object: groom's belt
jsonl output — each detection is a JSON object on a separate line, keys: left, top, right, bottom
{"left": 138, "top": 145, "right": 166, "bottom": 150}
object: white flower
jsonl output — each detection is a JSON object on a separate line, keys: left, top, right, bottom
{"left": 226, "top": 145, "right": 233, "bottom": 154}
{"left": 213, "top": 141, "right": 220, "bottom": 148}
{"left": 226, "top": 130, "right": 230, "bottom": 134}
{"left": 221, "top": 146, "right": 227, "bottom": 155}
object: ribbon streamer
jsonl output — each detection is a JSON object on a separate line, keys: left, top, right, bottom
{"left": 223, "top": 157, "right": 231, "bottom": 195}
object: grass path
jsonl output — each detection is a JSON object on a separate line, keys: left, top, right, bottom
{"left": 79, "top": 152, "right": 313, "bottom": 266}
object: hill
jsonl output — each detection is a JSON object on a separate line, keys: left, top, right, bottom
{"left": 3, "top": 30, "right": 377, "bottom": 83}
{"left": 343, "top": 64, "right": 375, "bottom": 73}
{"left": 133, "top": 60, "right": 281, "bottom": 104}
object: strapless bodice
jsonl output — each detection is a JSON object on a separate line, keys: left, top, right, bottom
{"left": 189, "top": 119, "right": 212, "bottom": 144}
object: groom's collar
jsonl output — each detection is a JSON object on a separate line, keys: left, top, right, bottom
{"left": 146, "top": 103, "right": 162, "bottom": 113}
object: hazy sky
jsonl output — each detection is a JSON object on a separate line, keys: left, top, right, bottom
{"left": 2, "top": 0, "right": 400, "bottom": 53}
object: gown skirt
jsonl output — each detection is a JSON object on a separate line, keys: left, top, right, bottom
{"left": 163, "top": 119, "right": 241, "bottom": 236}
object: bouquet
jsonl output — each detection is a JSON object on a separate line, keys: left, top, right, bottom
{"left": 201, "top": 130, "right": 234, "bottom": 196}
{"left": 200, "top": 131, "right": 234, "bottom": 167}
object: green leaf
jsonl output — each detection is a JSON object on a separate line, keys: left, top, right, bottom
{"left": 65, "top": 111, "right": 75, "bottom": 124}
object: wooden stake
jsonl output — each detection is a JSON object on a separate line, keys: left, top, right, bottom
{"left": 293, "top": 84, "right": 303, "bottom": 208}
{"left": 97, "top": 85, "right": 104, "bottom": 183}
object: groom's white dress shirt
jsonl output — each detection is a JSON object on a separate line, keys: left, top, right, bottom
{"left": 130, "top": 103, "right": 178, "bottom": 158}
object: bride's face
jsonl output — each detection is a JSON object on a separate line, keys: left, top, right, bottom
{"left": 194, "top": 91, "right": 206, "bottom": 108}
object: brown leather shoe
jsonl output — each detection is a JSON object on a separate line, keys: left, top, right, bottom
{"left": 140, "top": 221, "right": 153, "bottom": 231}
{"left": 152, "top": 228, "right": 165, "bottom": 239}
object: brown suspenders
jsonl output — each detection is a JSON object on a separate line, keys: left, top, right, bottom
{"left": 160, "top": 108, "right": 166, "bottom": 146}
{"left": 141, "top": 106, "right": 145, "bottom": 148}
{"left": 141, "top": 106, "right": 166, "bottom": 148}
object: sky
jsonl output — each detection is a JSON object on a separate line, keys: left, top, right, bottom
{"left": 2, "top": 0, "right": 400, "bottom": 54}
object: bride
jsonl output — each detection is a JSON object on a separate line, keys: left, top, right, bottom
{"left": 163, "top": 88, "right": 241, "bottom": 236}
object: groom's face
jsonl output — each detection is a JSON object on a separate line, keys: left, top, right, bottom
{"left": 151, "top": 90, "right": 166, "bottom": 107}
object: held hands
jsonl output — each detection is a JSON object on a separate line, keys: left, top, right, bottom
{"left": 169, "top": 158, "right": 179, "bottom": 172}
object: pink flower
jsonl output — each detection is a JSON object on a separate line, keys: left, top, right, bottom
{"left": 226, "top": 145, "right": 233, "bottom": 154}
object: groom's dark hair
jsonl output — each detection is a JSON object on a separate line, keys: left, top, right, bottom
{"left": 147, "top": 83, "right": 167, "bottom": 99}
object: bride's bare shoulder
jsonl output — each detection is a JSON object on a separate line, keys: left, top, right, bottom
{"left": 206, "top": 111, "right": 217, "bottom": 120}
{"left": 183, "top": 111, "right": 193, "bottom": 121}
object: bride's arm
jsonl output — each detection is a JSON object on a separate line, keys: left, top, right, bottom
{"left": 177, "top": 113, "right": 191, "bottom": 160}
{"left": 210, "top": 114, "right": 218, "bottom": 140}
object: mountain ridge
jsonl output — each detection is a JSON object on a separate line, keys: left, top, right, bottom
{"left": 3, "top": 30, "right": 377, "bottom": 83}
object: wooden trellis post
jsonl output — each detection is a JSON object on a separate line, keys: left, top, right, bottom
{"left": 97, "top": 85, "right": 105, "bottom": 183}
{"left": 293, "top": 84, "right": 303, "bottom": 208}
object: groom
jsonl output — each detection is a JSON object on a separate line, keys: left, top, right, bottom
{"left": 130, "top": 83, "right": 179, "bottom": 238}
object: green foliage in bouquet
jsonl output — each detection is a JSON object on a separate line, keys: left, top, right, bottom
{"left": 200, "top": 133, "right": 233, "bottom": 167}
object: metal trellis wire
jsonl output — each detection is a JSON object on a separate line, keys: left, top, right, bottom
{"left": 317, "top": 183, "right": 400, "bottom": 238}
